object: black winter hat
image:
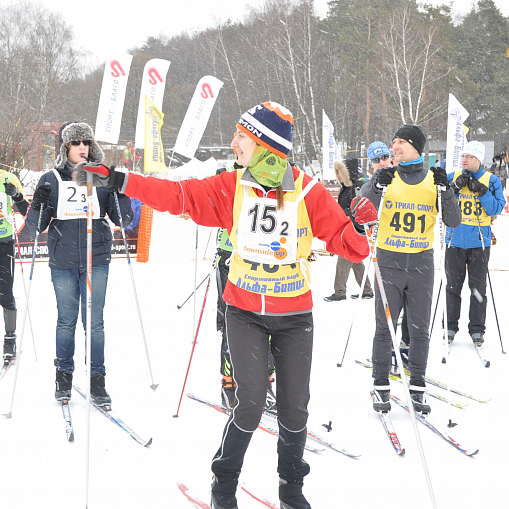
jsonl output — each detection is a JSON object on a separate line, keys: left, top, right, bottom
{"left": 393, "top": 124, "right": 427, "bottom": 155}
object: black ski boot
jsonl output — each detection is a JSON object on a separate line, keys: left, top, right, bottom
{"left": 211, "top": 476, "right": 239, "bottom": 509}
{"left": 279, "top": 479, "right": 311, "bottom": 509}
{"left": 471, "top": 332, "right": 484, "bottom": 346}
{"left": 90, "top": 373, "right": 112, "bottom": 406}
{"left": 409, "top": 381, "right": 431, "bottom": 415}
{"left": 372, "top": 379, "right": 391, "bottom": 412}
{"left": 3, "top": 333, "right": 16, "bottom": 362}
{"left": 55, "top": 369, "right": 73, "bottom": 401}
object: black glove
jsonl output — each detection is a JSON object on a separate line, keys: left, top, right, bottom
{"left": 31, "top": 184, "right": 51, "bottom": 211}
{"left": 375, "top": 166, "right": 396, "bottom": 189}
{"left": 451, "top": 172, "right": 471, "bottom": 192}
{"left": 430, "top": 166, "right": 450, "bottom": 191}
{"left": 3, "top": 181, "right": 21, "bottom": 200}
{"left": 467, "top": 178, "right": 488, "bottom": 196}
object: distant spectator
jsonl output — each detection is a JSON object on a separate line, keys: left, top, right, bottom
{"left": 124, "top": 142, "right": 140, "bottom": 171}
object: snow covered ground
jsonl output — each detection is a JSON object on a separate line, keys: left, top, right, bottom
{"left": 1, "top": 211, "right": 509, "bottom": 509}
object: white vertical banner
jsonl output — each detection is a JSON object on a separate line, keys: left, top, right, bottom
{"left": 322, "top": 110, "right": 338, "bottom": 181}
{"left": 446, "top": 93, "right": 469, "bottom": 173}
{"left": 95, "top": 55, "right": 133, "bottom": 144}
{"left": 172, "top": 76, "right": 224, "bottom": 161}
{"left": 134, "top": 58, "right": 171, "bottom": 149}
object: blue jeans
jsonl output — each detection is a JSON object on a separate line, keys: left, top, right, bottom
{"left": 51, "top": 265, "right": 109, "bottom": 376}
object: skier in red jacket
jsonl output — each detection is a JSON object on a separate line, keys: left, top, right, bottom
{"left": 75, "top": 101, "right": 376, "bottom": 509}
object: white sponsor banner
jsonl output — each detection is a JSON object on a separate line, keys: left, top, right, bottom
{"left": 172, "top": 76, "right": 224, "bottom": 161}
{"left": 446, "top": 93, "right": 469, "bottom": 174}
{"left": 322, "top": 110, "right": 338, "bottom": 181}
{"left": 95, "top": 55, "right": 133, "bottom": 144}
{"left": 134, "top": 58, "right": 171, "bottom": 148}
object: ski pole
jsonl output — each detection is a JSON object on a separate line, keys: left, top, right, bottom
{"left": 177, "top": 272, "right": 210, "bottom": 310}
{"left": 337, "top": 185, "right": 384, "bottom": 368}
{"left": 173, "top": 275, "right": 211, "bottom": 418}
{"left": 437, "top": 187, "right": 457, "bottom": 428}
{"left": 362, "top": 193, "right": 437, "bottom": 509}
{"left": 472, "top": 194, "right": 505, "bottom": 354}
{"left": 3, "top": 183, "right": 50, "bottom": 419}
{"left": 85, "top": 171, "right": 93, "bottom": 509}
{"left": 7, "top": 179, "right": 37, "bottom": 360}
{"left": 114, "top": 192, "right": 158, "bottom": 390}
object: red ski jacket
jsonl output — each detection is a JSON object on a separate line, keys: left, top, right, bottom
{"left": 124, "top": 167, "right": 368, "bottom": 314}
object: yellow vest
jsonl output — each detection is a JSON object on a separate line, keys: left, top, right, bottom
{"left": 454, "top": 170, "right": 491, "bottom": 226}
{"left": 377, "top": 170, "right": 437, "bottom": 253}
{"left": 228, "top": 170, "right": 314, "bottom": 298}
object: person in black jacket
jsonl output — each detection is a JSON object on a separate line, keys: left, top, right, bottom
{"left": 324, "top": 159, "right": 373, "bottom": 301}
{"left": 25, "top": 122, "right": 132, "bottom": 406}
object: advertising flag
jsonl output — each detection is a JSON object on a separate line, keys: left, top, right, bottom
{"left": 95, "top": 54, "right": 133, "bottom": 144}
{"left": 446, "top": 94, "right": 469, "bottom": 174}
{"left": 172, "top": 76, "right": 224, "bottom": 161}
{"left": 144, "top": 96, "right": 167, "bottom": 173}
{"left": 135, "top": 58, "right": 171, "bottom": 149}
{"left": 322, "top": 110, "right": 338, "bottom": 181}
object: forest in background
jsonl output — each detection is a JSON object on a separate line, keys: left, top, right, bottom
{"left": 1, "top": 0, "right": 508, "bottom": 176}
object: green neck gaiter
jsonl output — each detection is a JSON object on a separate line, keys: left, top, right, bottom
{"left": 248, "top": 146, "right": 287, "bottom": 188}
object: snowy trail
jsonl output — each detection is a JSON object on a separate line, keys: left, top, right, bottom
{"left": 0, "top": 215, "right": 508, "bottom": 508}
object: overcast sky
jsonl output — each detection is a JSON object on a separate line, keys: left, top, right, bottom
{"left": 3, "top": 0, "right": 508, "bottom": 66}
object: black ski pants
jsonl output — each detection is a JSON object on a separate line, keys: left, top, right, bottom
{"left": 0, "top": 242, "right": 16, "bottom": 311}
{"left": 445, "top": 246, "right": 490, "bottom": 335}
{"left": 211, "top": 305, "right": 312, "bottom": 482}
{"left": 372, "top": 263, "right": 433, "bottom": 383}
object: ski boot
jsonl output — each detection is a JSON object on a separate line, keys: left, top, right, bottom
{"left": 90, "top": 373, "right": 112, "bottom": 406}
{"left": 279, "top": 479, "right": 311, "bottom": 509}
{"left": 211, "top": 475, "right": 239, "bottom": 509}
{"left": 409, "top": 381, "right": 431, "bottom": 415}
{"left": 3, "top": 333, "right": 16, "bottom": 362}
{"left": 372, "top": 379, "right": 391, "bottom": 412}
{"left": 470, "top": 332, "right": 484, "bottom": 346}
{"left": 221, "top": 376, "right": 237, "bottom": 410}
{"left": 55, "top": 369, "right": 73, "bottom": 401}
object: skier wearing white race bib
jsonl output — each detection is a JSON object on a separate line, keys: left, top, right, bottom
{"left": 76, "top": 102, "right": 376, "bottom": 509}
{"left": 25, "top": 122, "right": 132, "bottom": 407}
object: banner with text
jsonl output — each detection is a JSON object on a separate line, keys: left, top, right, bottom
{"left": 134, "top": 58, "right": 171, "bottom": 149}
{"left": 322, "top": 110, "right": 339, "bottom": 181}
{"left": 172, "top": 75, "right": 224, "bottom": 161}
{"left": 144, "top": 96, "right": 167, "bottom": 173}
{"left": 446, "top": 93, "right": 469, "bottom": 174}
{"left": 95, "top": 54, "right": 133, "bottom": 144}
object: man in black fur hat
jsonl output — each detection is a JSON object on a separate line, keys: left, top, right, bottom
{"left": 25, "top": 122, "right": 133, "bottom": 406}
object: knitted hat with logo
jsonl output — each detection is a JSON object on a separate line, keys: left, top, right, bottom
{"left": 462, "top": 141, "right": 485, "bottom": 163}
{"left": 367, "top": 141, "right": 390, "bottom": 161}
{"left": 236, "top": 102, "right": 294, "bottom": 159}
{"left": 56, "top": 122, "right": 104, "bottom": 169}
{"left": 393, "top": 124, "right": 427, "bottom": 155}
